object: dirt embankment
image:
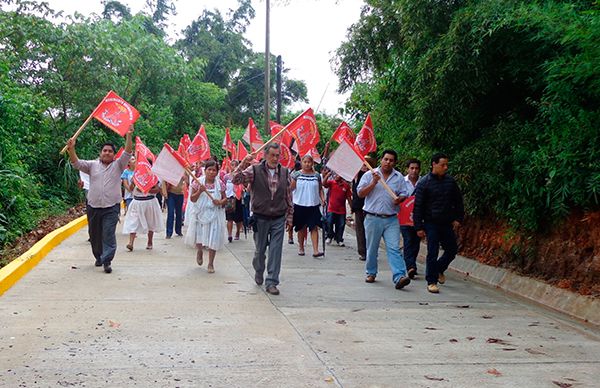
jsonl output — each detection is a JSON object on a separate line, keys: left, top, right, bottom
{"left": 0, "top": 204, "right": 86, "bottom": 268}
{"left": 458, "top": 210, "right": 600, "bottom": 297}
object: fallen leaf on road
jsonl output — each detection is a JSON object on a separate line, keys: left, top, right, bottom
{"left": 507, "top": 332, "right": 512, "bottom": 336}
{"left": 71, "top": 266, "right": 78, "bottom": 270}
{"left": 324, "top": 377, "right": 334, "bottom": 383}
{"left": 487, "top": 338, "right": 510, "bottom": 345}
{"left": 487, "top": 368, "right": 502, "bottom": 376}
{"left": 481, "top": 315, "right": 494, "bottom": 319}
{"left": 449, "top": 339, "right": 458, "bottom": 343}
{"left": 455, "top": 305, "right": 470, "bottom": 308}
{"left": 108, "top": 320, "right": 121, "bottom": 328}
{"left": 466, "top": 336, "right": 476, "bottom": 341}
{"left": 552, "top": 382, "right": 573, "bottom": 388}
{"left": 424, "top": 375, "right": 446, "bottom": 381}
{"left": 419, "top": 302, "right": 429, "bottom": 305}
{"left": 336, "top": 320, "right": 347, "bottom": 325}
{"left": 501, "top": 348, "right": 517, "bottom": 351}
{"left": 224, "top": 281, "right": 238, "bottom": 284}
{"left": 425, "top": 327, "right": 438, "bottom": 330}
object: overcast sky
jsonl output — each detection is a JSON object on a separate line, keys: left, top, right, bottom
{"left": 41, "top": 0, "right": 364, "bottom": 115}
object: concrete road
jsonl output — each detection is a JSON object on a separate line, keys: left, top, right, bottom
{"left": 1, "top": 222, "right": 599, "bottom": 387}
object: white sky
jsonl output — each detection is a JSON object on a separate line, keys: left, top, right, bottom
{"left": 40, "top": 0, "right": 364, "bottom": 115}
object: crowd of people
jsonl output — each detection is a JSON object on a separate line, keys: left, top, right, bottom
{"left": 68, "top": 135, "right": 464, "bottom": 295}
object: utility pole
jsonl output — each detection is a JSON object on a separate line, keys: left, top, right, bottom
{"left": 264, "top": 0, "right": 270, "bottom": 134}
{"left": 276, "top": 55, "right": 282, "bottom": 123}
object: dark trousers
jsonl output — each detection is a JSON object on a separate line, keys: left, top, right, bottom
{"left": 86, "top": 204, "right": 120, "bottom": 265}
{"left": 424, "top": 223, "right": 458, "bottom": 285}
{"left": 253, "top": 216, "right": 285, "bottom": 287}
{"left": 354, "top": 209, "right": 366, "bottom": 258}
{"left": 166, "top": 193, "right": 184, "bottom": 237}
{"left": 326, "top": 212, "right": 346, "bottom": 243}
{"left": 401, "top": 225, "right": 420, "bottom": 272}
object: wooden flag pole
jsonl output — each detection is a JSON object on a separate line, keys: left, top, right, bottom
{"left": 60, "top": 113, "right": 95, "bottom": 154}
{"left": 362, "top": 160, "right": 398, "bottom": 201}
{"left": 251, "top": 125, "right": 287, "bottom": 156}
{"left": 185, "top": 166, "right": 215, "bottom": 201}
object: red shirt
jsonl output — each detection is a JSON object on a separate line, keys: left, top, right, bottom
{"left": 325, "top": 179, "right": 351, "bottom": 214}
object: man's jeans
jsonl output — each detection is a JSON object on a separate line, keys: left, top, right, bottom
{"left": 326, "top": 212, "right": 346, "bottom": 243}
{"left": 424, "top": 223, "right": 458, "bottom": 285}
{"left": 401, "top": 225, "right": 420, "bottom": 272}
{"left": 166, "top": 193, "right": 184, "bottom": 237}
{"left": 86, "top": 204, "right": 120, "bottom": 265}
{"left": 253, "top": 215, "right": 285, "bottom": 287}
{"left": 364, "top": 214, "right": 407, "bottom": 283}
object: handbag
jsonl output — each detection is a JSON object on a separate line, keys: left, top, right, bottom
{"left": 225, "top": 197, "right": 236, "bottom": 213}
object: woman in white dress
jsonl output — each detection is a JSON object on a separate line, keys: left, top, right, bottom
{"left": 184, "top": 160, "right": 227, "bottom": 273}
{"left": 122, "top": 181, "right": 164, "bottom": 250}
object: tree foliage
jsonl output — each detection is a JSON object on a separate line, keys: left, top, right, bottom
{"left": 335, "top": 0, "right": 600, "bottom": 231}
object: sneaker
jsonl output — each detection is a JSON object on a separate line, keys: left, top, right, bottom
{"left": 427, "top": 283, "right": 440, "bottom": 293}
{"left": 365, "top": 275, "right": 376, "bottom": 283}
{"left": 438, "top": 273, "right": 446, "bottom": 284}
{"left": 326, "top": 238, "right": 333, "bottom": 245}
{"left": 395, "top": 276, "right": 411, "bottom": 290}
{"left": 407, "top": 267, "right": 417, "bottom": 279}
{"left": 265, "top": 285, "right": 280, "bottom": 295}
{"left": 103, "top": 263, "right": 112, "bottom": 274}
{"left": 337, "top": 241, "right": 345, "bottom": 247}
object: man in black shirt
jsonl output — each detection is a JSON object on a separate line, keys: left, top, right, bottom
{"left": 413, "top": 153, "right": 464, "bottom": 293}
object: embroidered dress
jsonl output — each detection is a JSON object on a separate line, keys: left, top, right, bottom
{"left": 184, "top": 176, "right": 226, "bottom": 251}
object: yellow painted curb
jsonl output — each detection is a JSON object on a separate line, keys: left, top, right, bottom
{"left": 0, "top": 214, "right": 88, "bottom": 297}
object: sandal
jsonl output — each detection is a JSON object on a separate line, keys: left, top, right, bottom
{"left": 312, "top": 252, "right": 324, "bottom": 258}
{"left": 126, "top": 244, "right": 133, "bottom": 251}
{"left": 207, "top": 266, "right": 215, "bottom": 273}
{"left": 298, "top": 250, "right": 305, "bottom": 256}
{"left": 196, "top": 251, "right": 203, "bottom": 266}
{"left": 146, "top": 245, "right": 153, "bottom": 250}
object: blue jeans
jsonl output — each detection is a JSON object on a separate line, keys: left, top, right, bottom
{"left": 400, "top": 225, "right": 420, "bottom": 272}
{"left": 326, "top": 212, "right": 346, "bottom": 243}
{"left": 166, "top": 193, "right": 184, "bottom": 237}
{"left": 364, "top": 214, "right": 407, "bottom": 283}
{"left": 424, "top": 223, "right": 458, "bottom": 285}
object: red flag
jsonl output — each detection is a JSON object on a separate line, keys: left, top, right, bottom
{"left": 354, "top": 113, "right": 377, "bottom": 156}
{"left": 234, "top": 184, "right": 243, "bottom": 200}
{"left": 178, "top": 134, "right": 192, "bottom": 161}
{"left": 286, "top": 108, "right": 319, "bottom": 157}
{"left": 236, "top": 140, "right": 249, "bottom": 161}
{"left": 187, "top": 125, "right": 211, "bottom": 164}
{"left": 115, "top": 147, "right": 124, "bottom": 160}
{"left": 182, "top": 183, "right": 189, "bottom": 213}
{"left": 331, "top": 121, "right": 356, "bottom": 144}
{"left": 326, "top": 140, "right": 365, "bottom": 182}
{"left": 270, "top": 120, "right": 293, "bottom": 147}
{"left": 91, "top": 90, "right": 140, "bottom": 136}
{"left": 132, "top": 152, "right": 158, "bottom": 194}
{"left": 152, "top": 143, "right": 189, "bottom": 186}
{"left": 279, "top": 142, "right": 295, "bottom": 169}
{"left": 221, "top": 156, "right": 231, "bottom": 173}
{"left": 243, "top": 118, "right": 264, "bottom": 151}
{"left": 135, "top": 136, "right": 155, "bottom": 163}
{"left": 222, "top": 127, "right": 236, "bottom": 156}
{"left": 309, "top": 147, "right": 322, "bottom": 164}
{"left": 398, "top": 195, "right": 415, "bottom": 226}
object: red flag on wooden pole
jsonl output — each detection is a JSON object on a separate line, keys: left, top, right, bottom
{"left": 132, "top": 152, "right": 158, "bottom": 194}
{"left": 222, "top": 127, "right": 236, "bottom": 156}
{"left": 243, "top": 118, "right": 264, "bottom": 151}
{"left": 270, "top": 120, "right": 293, "bottom": 147}
{"left": 92, "top": 90, "right": 140, "bottom": 136}
{"left": 135, "top": 136, "right": 155, "bottom": 162}
{"left": 236, "top": 140, "right": 249, "bottom": 161}
{"left": 286, "top": 108, "right": 319, "bottom": 157}
{"left": 331, "top": 121, "right": 356, "bottom": 144}
{"left": 187, "top": 125, "right": 211, "bottom": 164}
{"left": 279, "top": 142, "right": 295, "bottom": 169}
{"left": 354, "top": 113, "right": 377, "bottom": 156}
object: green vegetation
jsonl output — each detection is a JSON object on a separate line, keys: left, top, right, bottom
{"left": 0, "top": 0, "right": 319, "bottom": 254}
{"left": 335, "top": 0, "right": 600, "bottom": 231}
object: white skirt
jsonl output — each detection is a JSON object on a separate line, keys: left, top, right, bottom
{"left": 122, "top": 198, "right": 164, "bottom": 234}
{"left": 185, "top": 208, "right": 227, "bottom": 251}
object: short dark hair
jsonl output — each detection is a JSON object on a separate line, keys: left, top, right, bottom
{"left": 264, "top": 143, "right": 280, "bottom": 155}
{"left": 431, "top": 153, "right": 449, "bottom": 165}
{"left": 406, "top": 158, "right": 421, "bottom": 168}
{"left": 101, "top": 142, "right": 116, "bottom": 153}
{"left": 204, "top": 160, "right": 219, "bottom": 171}
{"left": 380, "top": 149, "right": 397, "bottom": 162}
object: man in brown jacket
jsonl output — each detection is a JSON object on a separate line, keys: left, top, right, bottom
{"left": 233, "top": 143, "right": 293, "bottom": 295}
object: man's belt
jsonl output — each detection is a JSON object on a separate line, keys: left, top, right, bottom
{"left": 364, "top": 211, "right": 395, "bottom": 218}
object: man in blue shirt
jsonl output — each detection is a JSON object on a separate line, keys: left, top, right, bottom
{"left": 357, "top": 149, "right": 411, "bottom": 290}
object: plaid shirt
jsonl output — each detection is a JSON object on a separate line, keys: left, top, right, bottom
{"left": 232, "top": 161, "right": 293, "bottom": 225}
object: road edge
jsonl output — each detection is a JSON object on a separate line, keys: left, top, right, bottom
{"left": 0, "top": 215, "right": 87, "bottom": 296}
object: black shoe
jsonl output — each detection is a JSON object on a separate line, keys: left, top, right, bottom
{"left": 265, "top": 285, "right": 280, "bottom": 295}
{"left": 228, "top": 236, "right": 233, "bottom": 243}
{"left": 103, "top": 263, "right": 112, "bottom": 273}
{"left": 94, "top": 260, "right": 102, "bottom": 267}
{"left": 407, "top": 267, "right": 417, "bottom": 279}
{"left": 254, "top": 272, "right": 264, "bottom": 286}
{"left": 395, "top": 276, "right": 411, "bottom": 290}
{"left": 288, "top": 239, "right": 294, "bottom": 245}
